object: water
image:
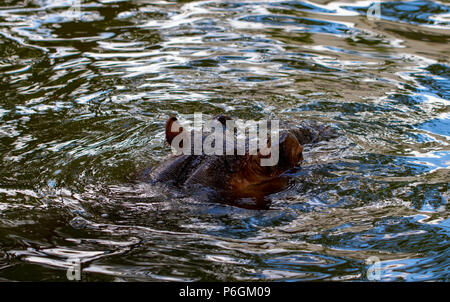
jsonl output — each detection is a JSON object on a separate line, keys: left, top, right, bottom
{"left": 0, "top": 0, "right": 449, "bottom": 281}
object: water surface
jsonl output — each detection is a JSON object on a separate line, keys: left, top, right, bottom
{"left": 0, "top": 0, "right": 449, "bottom": 281}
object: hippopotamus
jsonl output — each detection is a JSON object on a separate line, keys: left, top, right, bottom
{"left": 142, "top": 115, "right": 336, "bottom": 209}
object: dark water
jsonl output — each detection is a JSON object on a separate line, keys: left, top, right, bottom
{"left": 0, "top": 0, "right": 449, "bottom": 281}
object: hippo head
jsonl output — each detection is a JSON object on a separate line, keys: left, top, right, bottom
{"left": 160, "top": 115, "right": 304, "bottom": 208}
{"left": 226, "top": 130, "right": 303, "bottom": 205}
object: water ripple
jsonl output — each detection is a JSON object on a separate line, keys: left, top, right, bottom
{"left": 0, "top": 0, "right": 448, "bottom": 281}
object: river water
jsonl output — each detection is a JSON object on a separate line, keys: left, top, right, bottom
{"left": 0, "top": 0, "right": 449, "bottom": 281}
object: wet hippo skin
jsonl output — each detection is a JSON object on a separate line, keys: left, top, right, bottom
{"left": 144, "top": 115, "right": 337, "bottom": 209}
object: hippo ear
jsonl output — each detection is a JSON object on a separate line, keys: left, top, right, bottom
{"left": 279, "top": 133, "right": 303, "bottom": 166}
{"left": 258, "top": 133, "right": 302, "bottom": 164}
{"left": 212, "top": 114, "right": 235, "bottom": 132}
{"left": 215, "top": 115, "right": 233, "bottom": 126}
{"left": 165, "top": 117, "right": 184, "bottom": 145}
